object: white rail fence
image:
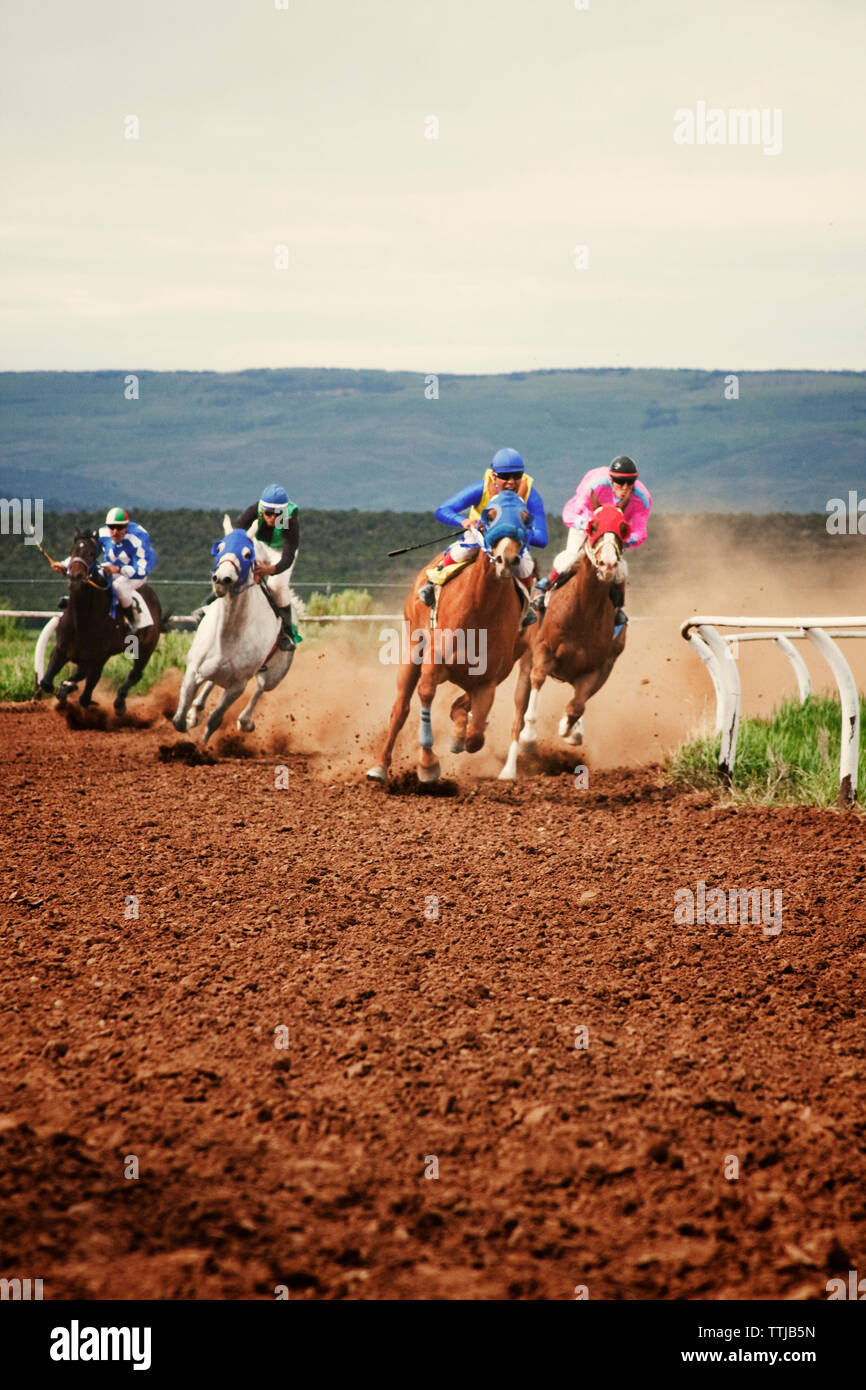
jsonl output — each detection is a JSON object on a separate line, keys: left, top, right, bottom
{"left": 3, "top": 610, "right": 402, "bottom": 625}
{"left": 681, "top": 616, "right": 865, "bottom": 806}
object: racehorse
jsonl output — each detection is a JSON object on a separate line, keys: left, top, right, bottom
{"left": 499, "top": 493, "right": 629, "bottom": 779}
{"left": 35, "top": 529, "right": 164, "bottom": 713}
{"left": 367, "top": 490, "right": 534, "bottom": 784}
{"left": 171, "top": 518, "right": 299, "bottom": 744}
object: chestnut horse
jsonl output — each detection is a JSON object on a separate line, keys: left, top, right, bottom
{"left": 367, "top": 491, "right": 534, "bottom": 784}
{"left": 499, "top": 495, "right": 629, "bottom": 779}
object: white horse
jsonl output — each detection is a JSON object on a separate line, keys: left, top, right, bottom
{"left": 172, "top": 515, "right": 300, "bottom": 743}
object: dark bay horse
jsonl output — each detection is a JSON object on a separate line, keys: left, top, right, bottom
{"left": 367, "top": 492, "right": 534, "bottom": 784}
{"left": 499, "top": 495, "right": 629, "bottom": 778}
{"left": 36, "top": 530, "right": 165, "bottom": 713}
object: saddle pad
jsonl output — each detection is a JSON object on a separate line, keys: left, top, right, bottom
{"left": 425, "top": 555, "right": 475, "bottom": 586}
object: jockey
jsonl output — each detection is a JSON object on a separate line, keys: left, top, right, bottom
{"left": 191, "top": 484, "right": 300, "bottom": 651}
{"left": 535, "top": 456, "right": 651, "bottom": 628}
{"left": 418, "top": 448, "right": 548, "bottom": 627}
{"left": 52, "top": 507, "right": 156, "bottom": 630}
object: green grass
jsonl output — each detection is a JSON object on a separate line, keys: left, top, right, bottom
{"left": 0, "top": 601, "right": 195, "bottom": 701}
{"left": 667, "top": 694, "right": 866, "bottom": 808}
{"left": 101, "top": 630, "right": 193, "bottom": 695}
{"left": 0, "top": 589, "right": 377, "bottom": 700}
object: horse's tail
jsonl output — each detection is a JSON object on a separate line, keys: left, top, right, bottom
{"left": 286, "top": 585, "right": 305, "bottom": 620}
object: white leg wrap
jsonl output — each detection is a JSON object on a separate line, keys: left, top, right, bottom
{"left": 520, "top": 687, "right": 541, "bottom": 744}
{"left": 498, "top": 739, "right": 520, "bottom": 780}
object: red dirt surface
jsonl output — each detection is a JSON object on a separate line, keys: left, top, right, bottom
{"left": 1, "top": 704, "right": 864, "bottom": 1301}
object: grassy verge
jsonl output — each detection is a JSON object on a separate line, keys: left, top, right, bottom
{"left": 0, "top": 590, "right": 377, "bottom": 699}
{"left": 667, "top": 694, "right": 866, "bottom": 808}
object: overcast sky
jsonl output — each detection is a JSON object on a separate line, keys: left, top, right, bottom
{"left": 1, "top": 0, "right": 863, "bottom": 372}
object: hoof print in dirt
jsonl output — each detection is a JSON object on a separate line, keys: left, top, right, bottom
{"left": 158, "top": 741, "right": 216, "bottom": 766}
{"left": 385, "top": 771, "right": 459, "bottom": 798}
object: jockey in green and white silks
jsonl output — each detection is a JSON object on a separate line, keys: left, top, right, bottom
{"left": 192, "top": 484, "right": 300, "bottom": 651}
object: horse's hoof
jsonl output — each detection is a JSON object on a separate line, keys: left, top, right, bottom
{"left": 566, "top": 729, "right": 583, "bottom": 746}
{"left": 114, "top": 700, "right": 126, "bottom": 715}
{"left": 366, "top": 765, "right": 387, "bottom": 783}
{"left": 497, "top": 767, "right": 516, "bottom": 781}
{"left": 518, "top": 730, "right": 537, "bottom": 748}
{"left": 465, "top": 735, "right": 484, "bottom": 753}
{"left": 557, "top": 716, "right": 572, "bottom": 739}
{"left": 417, "top": 760, "right": 441, "bottom": 783}
{"left": 450, "top": 737, "right": 465, "bottom": 754}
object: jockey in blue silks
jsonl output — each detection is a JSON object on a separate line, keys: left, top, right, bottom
{"left": 418, "top": 448, "right": 547, "bottom": 627}
{"left": 53, "top": 506, "right": 157, "bottom": 630}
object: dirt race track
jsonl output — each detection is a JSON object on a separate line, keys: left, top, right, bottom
{"left": 1, "top": 665, "right": 865, "bottom": 1301}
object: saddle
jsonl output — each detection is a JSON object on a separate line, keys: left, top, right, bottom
{"left": 425, "top": 554, "right": 475, "bottom": 587}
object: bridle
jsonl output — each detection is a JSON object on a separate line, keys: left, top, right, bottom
{"left": 585, "top": 505, "right": 630, "bottom": 577}
{"left": 211, "top": 541, "right": 255, "bottom": 595}
{"left": 67, "top": 538, "right": 108, "bottom": 589}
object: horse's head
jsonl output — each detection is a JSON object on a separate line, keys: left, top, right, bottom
{"left": 481, "top": 491, "right": 530, "bottom": 580}
{"left": 211, "top": 528, "right": 257, "bottom": 597}
{"left": 585, "top": 491, "right": 630, "bottom": 582}
{"left": 67, "top": 530, "right": 100, "bottom": 588}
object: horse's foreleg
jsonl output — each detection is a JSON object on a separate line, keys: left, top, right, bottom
{"left": 367, "top": 658, "right": 422, "bottom": 783}
{"left": 562, "top": 652, "right": 622, "bottom": 743}
{"left": 499, "top": 650, "right": 533, "bottom": 780}
{"left": 173, "top": 666, "right": 203, "bottom": 732}
{"left": 237, "top": 676, "right": 266, "bottom": 733}
{"left": 57, "top": 664, "right": 85, "bottom": 702}
{"left": 416, "top": 667, "right": 442, "bottom": 782}
{"left": 38, "top": 644, "right": 68, "bottom": 696}
{"left": 464, "top": 680, "right": 497, "bottom": 755}
{"left": 186, "top": 680, "right": 214, "bottom": 729}
{"left": 449, "top": 693, "right": 470, "bottom": 753}
{"left": 203, "top": 681, "right": 247, "bottom": 745}
{"left": 78, "top": 666, "right": 102, "bottom": 708}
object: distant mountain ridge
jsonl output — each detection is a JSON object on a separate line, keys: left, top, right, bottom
{"left": 1, "top": 367, "right": 863, "bottom": 514}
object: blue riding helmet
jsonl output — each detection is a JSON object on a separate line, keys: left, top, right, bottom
{"left": 259, "top": 483, "right": 289, "bottom": 524}
{"left": 211, "top": 528, "right": 257, "bottom": 586}
{"left": 491, "top": 447, "right": 525, "bottom": 476}
{"left": 481, "top": 490, "right": 529, "bottom": 549}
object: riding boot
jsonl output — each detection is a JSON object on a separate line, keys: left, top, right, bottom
{"left": 418, "top": 582, "right": 436, "bottom": 607}
{"left": 277, "top": 604, "right": 296, "bottom": 652}
{"left": 610, "top": 583, "right": 627, "bottom": 629}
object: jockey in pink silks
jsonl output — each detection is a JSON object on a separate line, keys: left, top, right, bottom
{"left": 534, "top": 456, "right": 652, "bottom": 629}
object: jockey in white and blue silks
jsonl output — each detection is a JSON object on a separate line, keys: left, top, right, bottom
{"left": 53, "top": 506, "right": 157, "bottom": 629}
{"left": 418, "top": 448, "right": 548, "bottom": 624}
